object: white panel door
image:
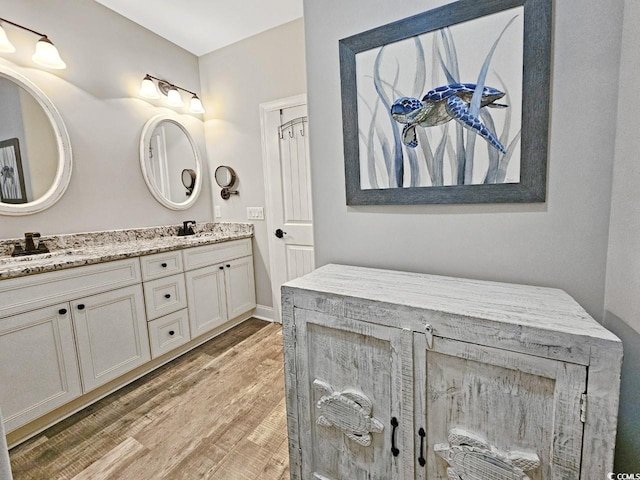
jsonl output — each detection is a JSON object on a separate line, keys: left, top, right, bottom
{"left": 261, "top": 95, "right": 314, "bottom": 322}
{"left": 0, "top": 304, "right": 81, "bottom": 432}
{"left": 224, "top": 256, "right": 256, "bottom": 320}
{"left": 72, "top": 284, "right": 150, "bottom": 392}
{"left": 185, "top": 264, "right": 227, "bottom": 337}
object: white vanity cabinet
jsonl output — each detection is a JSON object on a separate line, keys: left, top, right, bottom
{"left": 183, "top": 239, "right": 256, "bottom": 338}
{"left": 282, "top": 265, "right": 623, "bottom": 480}
{"left": 71, "top": 284, "right": 150, "bottom": 392}
{"left": 0, "top": 304, "right": 82, "bottom": 432}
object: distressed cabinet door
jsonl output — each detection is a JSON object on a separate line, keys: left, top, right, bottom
{"left": 293, "top": 309, "right": 414, "bottom": 480}
{"left": 418, "top": 337, "right": 587, "bottom": 480}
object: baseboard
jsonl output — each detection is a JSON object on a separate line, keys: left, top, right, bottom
{"left": 253, "top": 304, "right": 275, "bottom": 322}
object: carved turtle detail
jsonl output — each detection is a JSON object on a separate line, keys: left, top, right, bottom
{"left": 313, "top": 379, "right": 384, "bottom": 447}
{"left": 434, "top": 428, "right": 540, "bottom": 480}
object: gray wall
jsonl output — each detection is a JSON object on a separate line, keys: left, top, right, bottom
{"left": 303, "top": 0, "right": 621, "bottom": 319}
{"left": 198, "top": 19, "right": 307, "bottom": 308}
{"left": 0, "top": 0, "right": 212, "bottom": 238}
{"left": 604, "top": 0, "right": 640, "bottom": 470}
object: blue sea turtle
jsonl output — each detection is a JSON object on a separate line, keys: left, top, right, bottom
{"left": 390, "top": 83, "right": 508, "bottom": 153}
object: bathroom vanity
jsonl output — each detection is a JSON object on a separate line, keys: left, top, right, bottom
{"left": 282, "top": 264, "right": 622, "bottom": 480}
{"left": 0, "top": 223, "right": 256, "bottom": 446}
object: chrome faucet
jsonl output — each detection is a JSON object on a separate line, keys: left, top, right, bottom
{"left": 11, "top": 232, "right": 50, "bottom": 257}
{"left": 177, "top": 221, "right": 196, "bottom": 236}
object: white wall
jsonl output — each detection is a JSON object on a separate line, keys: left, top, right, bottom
{"left": 303, "top": 0, "right": 622, "bottom": 319}
{"left": 0, "top": 0, "right": 212, "bottom": 238}
{"left": 199, "top": 19, "right": 306, "bottom": 308}
{"left": 604, "top": 0, "right": 640, "bottom": 470}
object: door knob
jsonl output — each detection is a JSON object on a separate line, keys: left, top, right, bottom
{"left": 275, "top": 228, "right": 286, "bottom": 239}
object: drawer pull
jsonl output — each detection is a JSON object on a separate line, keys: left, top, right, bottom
{"left": 168, "top": 330, "right": 175, "bottom": 336}
{"left": 418, "top": 427, "right": 426, "bottom": 466}
{"left": 219, "top": 266, "right": 224, "bottom": 270}
{"left": 226, "top": 264, "right": 231, "bottom": 268}
{"left": 391, "top": 417, "right": 399, "bottom": 457}
{"left": 164, "top": 294, "right": 171, "bottom": 299}
{"left": 58, "top": 308, "right": 67, "bottom": 315}
{"left": 77, "top": 304, "right": 85, "bottom": 310}
{"left": 161, "top": 263, "right": 168, "bottom": 268}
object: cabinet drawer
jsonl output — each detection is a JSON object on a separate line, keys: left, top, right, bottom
{"left": 140, "top": 251, "right": 183, "bottom": 281}
{"left": 148, "top": 309, "right": 191, "bottom": 359}
{"left": 143, "top": 273, "right": 188, "bottom": 320}
{"left": 182, "top": 238, "right": 252, "bottom": 271}
{"left": 0, "top": 258, "right": 141, "bottom": 318}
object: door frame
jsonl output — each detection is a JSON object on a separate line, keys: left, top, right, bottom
{"left": 259, "top": 94, "right": 309, "bottom": 323}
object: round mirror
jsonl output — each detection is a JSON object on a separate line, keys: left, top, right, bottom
{"left": 140, "top": 114, "right": 202, "bottom": 210}
{"left": 214, "top": 166, "right": 236, "bottom": 188}
{"left": 0, "top": 65, "right": 72, "bottom": 216}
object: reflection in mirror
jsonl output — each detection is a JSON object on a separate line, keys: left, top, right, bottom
{"left": 140, "top": 115, "right": 202, "bottom": 210}
{"left": 0, "top": 65, "right": 71, "bottom": 215}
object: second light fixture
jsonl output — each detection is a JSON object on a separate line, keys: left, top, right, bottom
{"left": 139, "top": 74, "right": 205, "bottom": 114}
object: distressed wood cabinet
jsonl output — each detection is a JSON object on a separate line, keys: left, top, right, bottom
{"left": 282, "top": 264, "right": 622, "bottom": 480}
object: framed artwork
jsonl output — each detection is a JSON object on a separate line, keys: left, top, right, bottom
{"left": 0, "top": 137, "right": 28, "bottom": 204}
{"left": 339, "top": 0, "right": 552, "bottom": 205}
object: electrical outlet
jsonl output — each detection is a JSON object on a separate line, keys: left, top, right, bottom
{"left": 247, "top": 207, "right": 264, "bottom": 220}
{"left": 215, "top": 206, "right": 221, "bottom": 218}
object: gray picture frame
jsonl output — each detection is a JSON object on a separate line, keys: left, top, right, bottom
{"left": 0, "top": 137, "right": 28, "bottom": 204}
{"left": 339, "top": 0, "right": 552, "bottom": 205}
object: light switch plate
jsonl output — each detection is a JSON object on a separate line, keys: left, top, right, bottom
{"left": 247, "top": 207, "right": 264, "bottom": 220}
{"left": 215, "top": 206, "right": 221, "bottom": 218}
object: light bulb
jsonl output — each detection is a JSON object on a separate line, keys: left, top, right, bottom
{"left": 189, "top": 95, "right": 205, "bottom": 114}
{"left": 0, "top": 24, "right": 16, "bottom": 53}
{"left": 32, "top": 36, "right": 66, "bottom": 69}
{"left": 139, "top": 75, "right": 160, "bottom": 99}
{"left": 167, "top": 87, "right": 184, "bottom": 107}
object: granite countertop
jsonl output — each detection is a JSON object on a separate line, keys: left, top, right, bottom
{"left": 0, "top": 222, "right": 253, "bottom": 280}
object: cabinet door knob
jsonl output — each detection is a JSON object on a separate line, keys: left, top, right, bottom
{"left": 168, "top": 330, "right": 175, "bottom": 336}
{"left": 58, "top": 308, "right": 67, "bottom": 315}
{"left": 161, "top": 263, "right": 168, "bottom": 268}
{"left": 77, "top": 304, "right": 85, "bottom": 310}
{"left": 219, "top": 266, "right": 224, "bottom": 270}
{"left": 418, "top": 427, "right": 426, "bottom": 467}
{"left": 391, "top": 417, "right": 399, "bottom": 457}
{"left": 164, "top": 294, "right": 171, "bottom": 299}
{"left": 226, "top": 264, "right": 230, "bottom": 268}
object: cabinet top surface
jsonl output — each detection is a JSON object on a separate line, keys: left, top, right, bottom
{"left": 0, "top": 223, "right": 252, "bottom": 280}
{"left": 284, "top": 264, "right": 620, "bottom": 344}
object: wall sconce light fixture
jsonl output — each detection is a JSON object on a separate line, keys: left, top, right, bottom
{"left": 0, "top": 17, "right": 66, "bottom": 69}
{"left": 139, "top": 74, "right": 205, "bottom": 114}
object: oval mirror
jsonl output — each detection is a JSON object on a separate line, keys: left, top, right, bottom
{"left": 214, "top": 166, "right": 236, "bottom": 188}
{"left": 140, "top": 115, "right": 202, "bottom": 210}
{"left": 0, "top": 65, "right": 72, "bottom": 216}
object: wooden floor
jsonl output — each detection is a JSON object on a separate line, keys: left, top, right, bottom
{"left": 9, "top": 319, "right": 289, "bottom": 480}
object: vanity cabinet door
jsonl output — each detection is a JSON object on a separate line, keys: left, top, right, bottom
{"left": 420, "top": 337, "right": 587, "bottom": 480}
{"left": 291, "top": 308, "right": 414, "bottom": 480}
{"left": 0, "top": 304, "right": 82, "bottom": 432}
{"left": 223, "top": 256, "right": 256, "bottom": 320}
{"left": 72, "top": 284, "right": 150, "bottom": 392}
{"left": 185, "top": 264, "right": 228, "bottom": 338}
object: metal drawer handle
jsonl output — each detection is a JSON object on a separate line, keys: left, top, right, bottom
{"left": 418, "top": 427, "right": 426, "bottom": 466}
{"left": 168, "top": 330, "right": 175, "bottom": 336}
{"left": 164, "top": 294, "right": 171, "bottom": 299}
{"left": 77, "top": 304, "right": 85, "bottom": 310}
{"left": 58, "top": 308, "right": 67, "bottom": 315}
{"left": 161, "top": 262, "right": 168, "bottom": 268}
{"left": 391, "top": 417, "right": 399, "bottom": 457}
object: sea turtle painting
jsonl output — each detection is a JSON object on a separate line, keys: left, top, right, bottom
{"left": 313, "top": 379, "right": 383, "bottom": 447}
{"left": 390, "top": 83, "right": 508, "bottom": 153}
{"left": 434, "top": 428, "right": 540, "bottom": 480}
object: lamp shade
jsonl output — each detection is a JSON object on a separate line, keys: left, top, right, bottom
{"left": 32, "top": 36, "right": 66, "bottom": 69}
{"left": 167, "top": 87, "right": 184, "bottom": 107}
{"left": 139, "top": 75, "right": 160, "bottom": 99}
{"left": 0, "top": 24, "right": 15, "bottom": 53}
{"left": 189, "top": 95, "right": 205, "bottom": 114}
